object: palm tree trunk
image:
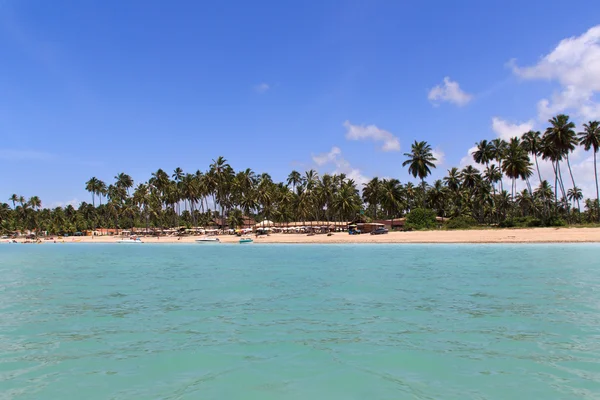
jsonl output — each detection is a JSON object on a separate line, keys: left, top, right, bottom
{"left": 595, "top": 152, "right": 599, "bottom": 222}
{"left": 556, "top": 161, "right": 567, "bottom": 204}
{"left": 534, "top": 154, "right": 543, "bottom": 184}
{"left": 566, "top": 153, "right": 580, "bottom": 212}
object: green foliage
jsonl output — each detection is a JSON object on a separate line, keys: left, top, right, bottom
{"left": 405, "top": 208, "right": 437, "bottom": 230}
{"left": 545, "top": 216, "right": 566, "bottom": 227}
{"left": 499, "top": 216, "right": 555, "bottom": 228}
{"left": 445, "top": 216, "right": 477, "bottom": 230}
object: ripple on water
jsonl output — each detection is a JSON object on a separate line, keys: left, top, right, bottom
{"left": 0, "top": 244, "right": 600, "bottom": 399}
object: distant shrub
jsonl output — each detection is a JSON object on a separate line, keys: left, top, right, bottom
{"left": 445, "top": 216, "right": 477, "bottom": 230}
{"left": 545, "top": 216, "right": 566, "bottom": 227}
{"left": 405, "top": 208, "right": 437, "bottom": 230}
{"left": 525, "top": 218, "right": 542, "bottom": 227}
{"left": 500, "top": 216, "right": 556, "bottom": 228}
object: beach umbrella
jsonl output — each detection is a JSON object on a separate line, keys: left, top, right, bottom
{"left": 255, "top": 220, "right": 274, "bottom": 227}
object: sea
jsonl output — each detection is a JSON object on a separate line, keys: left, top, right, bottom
{"left": 1, "top": 243, "right": 599, "bottom": 399}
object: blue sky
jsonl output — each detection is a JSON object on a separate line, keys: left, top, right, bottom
{"left": 1, "top": 0, "right": 600, "bottom": 207}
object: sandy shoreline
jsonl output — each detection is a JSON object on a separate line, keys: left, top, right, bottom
{"left": 7, "top": 227, "right": 600, "bottom": 244}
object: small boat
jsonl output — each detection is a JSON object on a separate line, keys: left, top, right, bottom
{"left": 239, "top": 237, "right": 253, "bottom": 244}
{"left": 195, "top": 236, "right": 220, "bottom": 243}
{"left": 117, "top": 237, "right": 143, "bottom": 243}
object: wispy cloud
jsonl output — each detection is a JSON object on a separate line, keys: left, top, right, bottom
{"left": 312, "top": 146, "right": 342, "bottom": 166}
{"left": 491, "top": 117, "right": 534, "bottom": 141}
{"left": 312, "top": 146, "right": 370, "bottom": 187}
{"left": 0, "top": 149, "right": 56, "bottom": 161}
{"left": 343, "top": 121, "right": 400, "bottom": 152}
{"left": 428, "top": 77, "right": 473, "bottom": 107}
{"left": 431, "top": 148, "right": 445, "bottom": 166}
{"left": 254, "top": 83, "right": 270, "bottom": 94}
{"left": 47, "top": 198, "right": 81, "bottom": 209}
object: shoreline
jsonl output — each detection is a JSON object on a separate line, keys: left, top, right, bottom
{"left": 6, "top": 227, "right": 600, "bottom": 244}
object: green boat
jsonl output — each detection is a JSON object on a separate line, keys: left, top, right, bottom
{"left": 239, "top": 237, "right": 253, "bottom": 244}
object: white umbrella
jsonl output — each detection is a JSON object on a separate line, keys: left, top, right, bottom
{"left": 256, "top": 220, "right": 274, "bottom": 227}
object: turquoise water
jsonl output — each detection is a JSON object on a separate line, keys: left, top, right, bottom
{"left": 1, "top": 244, "right": 600, "bottom": 399}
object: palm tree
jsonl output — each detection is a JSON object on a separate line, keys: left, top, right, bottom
{"left": 287, "top": 170, "right": 302, "bottom": 193}
{"left": 380, "top": 178, "right": 402, "bottom": 226}
{"left": 362, "top": 177, "right": 382, "bottom": 219}
{"left": 85, "top": 177, "right": 100, "bottom": 207}
{"left": 545, "top": 114, "right": 579, "bottom": 210}
{"left": 472, "top": 140, "right": 493, "bottom": 166}
{"left": 579, "top": 121, "right": 600, "bottom": 220}
{"left": 403, "top": 140, "right": 437, "bottom": 206}
{"left": 490, "top": 138, "right": 508, "bottom": 191}
{"left": 502, "top": 137, "right": 533, "bottom": 199}
{"left": 461, "top": 165, "right": 480, "bottom": 190}
{"left": 115, "top": 173, "right": 134, "bottom": 195}
{"left": 521, "top": 130, "right": 544, "bottom": 184}
{"left": 567, "top": 187, "right": 583, "bottom": 210}
{"left": 28, "top": 196, "right": 41, "bottom": 211}
{"left": 9, "top": 194, "right": 18, "bottom": 209}
{"left": 444, "top": 168, "right": 461, "bottom": 193}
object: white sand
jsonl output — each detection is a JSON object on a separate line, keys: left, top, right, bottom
{"left": 18, "top": 227, "right": 600, "bottom": 244}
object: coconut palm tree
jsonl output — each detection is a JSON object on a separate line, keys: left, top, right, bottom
{"left": 567, "top": 187, "right": 583, "bottom": 210}
{"left": 9, "top": 194, "right": 18, "bottom": 209}
{"left": 545, "top": 114, "right": 579, "bottom": 209}
{"left": 85, "top": 177, "right": 101, "bottom": 207}
{"left": 472, "top": 140, "right": 494, "bottom": 166}
{"left": 115, "top": 173, "right": 134, "bottom": 195}
{"left": 287, "top": 170, "right": 302, "bottom": 193}
{"left": 403, "top": 140, "right": 436, "bottom": 206}
{"left": 444, "top": 168, "right": 461, "bottom": 193}
{"left": 521, "top": 130, "right": 544, "bottom": 184}
{"left": 362, "top": 177, "right": 382, "bottom": 219}
{"left": 460, "top": 165, "right": 480, "bottom": 190}
{"left": 579, "top": 121, "right": 600, "bottom": 220}
{"left": 502, "top": 137, "right": 533, "bottom": 199}
{"left": 490, "top": 138, "right": 508, "bottom": 191}
{"left": 28, "top": 196, "right": 41, "bottom": 211}
{"left": 380, "top": 178, "right": 402, "bottom": 224}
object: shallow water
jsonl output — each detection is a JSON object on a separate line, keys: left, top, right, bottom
{"left": 1, "top": 244, "right": 600, "bottom": 399}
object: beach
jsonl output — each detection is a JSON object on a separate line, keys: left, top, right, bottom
{"left": 15, "top": 227, "right": 600, "bottom": 244}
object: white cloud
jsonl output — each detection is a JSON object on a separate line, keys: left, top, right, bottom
{"left": 432, "top": 148, "right": 445, "bottom": 166}
{"left": 47, "top": 198, "right": 81, "bottom": 209}
{"left": 491, "top": 117, "right": 535, "bottom": 141}
{"left": 312, "top": 146, "right": 341, "bottom": 166}
{"left": 312, "top": 146, "right": 370, "bottom": 188}
{"left": 460, "top": 146, "right": 479, "bottom": 167}
{"left": 510, "top": 25, "right": 600, "bottom": 120}
{"left": 254, "top": 83, "right": 270, "bottom": 93}
{"left": 0, "top": 149, "right": 55, "bottom": 161}
{"left": 343, "top": 121, "right": 400, "bottom": 152}
{"left": 428, "top": 77, "right": 473, "bottom": 107}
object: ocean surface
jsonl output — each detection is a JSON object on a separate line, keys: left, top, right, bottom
{"left": 1, "top": 244, "right": 600, "bottom": 399}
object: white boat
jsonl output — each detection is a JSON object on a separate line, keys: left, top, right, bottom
{"left": 117, "top": 237, "right": 143, "bottom": 243}
{"left": 195, "top": 236, "right": 220, "bottom": 243}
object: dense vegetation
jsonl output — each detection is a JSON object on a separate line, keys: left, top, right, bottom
{"left": 1, "top": 114, "right": 599, "bottom": 235}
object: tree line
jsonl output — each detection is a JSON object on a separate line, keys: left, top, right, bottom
{"left": 1, "top": 114, "right": 599, "bottom": 235}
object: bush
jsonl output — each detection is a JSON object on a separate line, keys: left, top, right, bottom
{"left": 499, "top": 219, "right": 515, "bottom": 228}
{"left": 405, "top": 208, "right": 437, "bottom": 230}
{"left": 525, "top": 218, "right": 542, "bottom": 227}
{"left": 445, "top": 216, "right": 477, "bottom": 230}
{"left": 545, "top": 216, "right": 566, "bottom": 227}
{"left": 499, "top": 216, "right": 554, "bottom": 228}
